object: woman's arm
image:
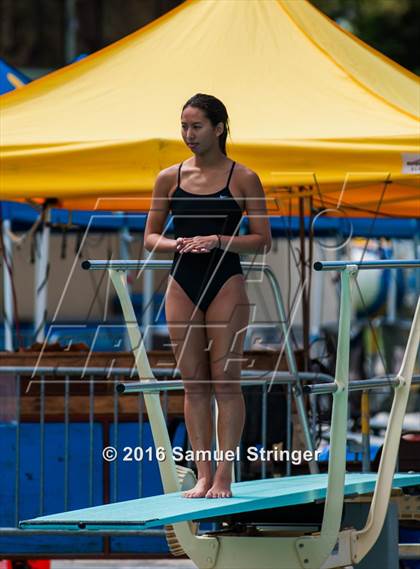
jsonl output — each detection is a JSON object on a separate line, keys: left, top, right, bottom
{"left": 219, "top": 168, "right": 272, "bottom": 254}
{"left": 144, "top": 168, "right": 178, "bottom": 253}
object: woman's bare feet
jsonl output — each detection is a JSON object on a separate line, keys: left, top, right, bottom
{"left": 205, "top": 471, "right": 232, "bottom": 498}
{"left": 182, "top": 477, "right": 212, "bottom": 498}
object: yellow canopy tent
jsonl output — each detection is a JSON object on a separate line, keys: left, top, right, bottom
{"left": 1, "top": 0, "right": 419, "bottom": 216}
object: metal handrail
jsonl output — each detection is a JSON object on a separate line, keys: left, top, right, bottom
{"left": 116, "top": 371, "right": 334, "bottom": 393}
{"left": 303, "top": 376, "right": 420, "bottom": 395}
{"left": 7, "top": 366, "right": 414, "bottom": 396}
{"left": 82, "top": 259, "right": 268, "bottom": 271}
{"left": 314, "top": 260, "right": 420, "bottom": 271}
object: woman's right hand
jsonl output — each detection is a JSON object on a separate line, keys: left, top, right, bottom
{"left": 175, "top": 237, "right": 209, "bottom": 253}
{"left": 175, "top": 237, "right": 185, "bottom": 251}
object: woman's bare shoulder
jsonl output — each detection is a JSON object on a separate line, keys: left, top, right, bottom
{"left": 154, "top": 164, "right": 180, "bottom": 195}
{"left": 233, "top": 163, "right": 262, "bottom": 191}
{"left": 156, "top": 164, "right": 180, "bottom": 183}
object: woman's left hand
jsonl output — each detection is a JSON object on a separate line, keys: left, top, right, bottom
{"left": 178, "top": 235, "right": 219, "bottom": 254}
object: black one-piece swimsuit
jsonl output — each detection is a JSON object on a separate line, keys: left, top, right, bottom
{"left": 169, "top": 161, "right": 243, "bottom": 312}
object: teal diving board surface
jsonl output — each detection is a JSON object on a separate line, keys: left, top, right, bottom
{"left": 20, "top": 472, "right": 419, "bottom": 532}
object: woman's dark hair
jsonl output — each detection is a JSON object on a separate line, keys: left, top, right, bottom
{"left": 182, "top": 93, "right": 230, "bottom": 155}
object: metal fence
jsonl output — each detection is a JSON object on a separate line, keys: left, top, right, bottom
{"left": 1, "top": 364, "right": 419, "bottom": 557}
{"left": 0, "top": 365, "right": 334, "bottom": 549}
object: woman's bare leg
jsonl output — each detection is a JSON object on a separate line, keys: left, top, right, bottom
{"left": 165, "top": 275, "right": 213, "bottom": 497}
{"left": 205, "top": 275, "right": 250, "bottom": 498}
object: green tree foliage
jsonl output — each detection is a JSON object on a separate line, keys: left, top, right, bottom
{"left": 312, "top": 0, "right": 420, "bottom": 75}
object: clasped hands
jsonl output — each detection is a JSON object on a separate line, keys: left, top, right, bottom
{"left": 175, "top": 235, "right": 219, "bottom": 254}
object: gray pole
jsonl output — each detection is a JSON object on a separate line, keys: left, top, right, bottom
{"left": 310, "top": 240, "right": 325, "bottom": 356}
{"left": 119, "top": 224, "right": 133, "bottom": 351}
{"left": 65, "top": 0, "right": 78, "bottom": 63}
{"left": 142, "top": 256, "right": 154, "bottom": 352}
{"left": 414, "top": 232, "right": 420, "bottom": 296}
{"left": 34, "top": 215, "right": 51, "bottom": 343}
{"left": 386, "top": 240, "right": 397, "bottom": 323}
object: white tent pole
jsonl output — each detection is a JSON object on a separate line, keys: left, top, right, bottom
{"left": 34, "top": 212, "right": 51, "bottom": 343}
{"left": 2, "top": 218, "right": 14, "bottom": 350}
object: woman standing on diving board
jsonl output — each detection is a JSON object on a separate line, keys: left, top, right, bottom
{"left": 144, "top": 93, "right": 272, "bottom": 498}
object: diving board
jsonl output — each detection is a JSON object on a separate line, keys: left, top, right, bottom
{"left": 19, "top": 473, "right": 420, "bottom": 532}
{"left": 68, "top": 261, "right": 420, "bottom": 569}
